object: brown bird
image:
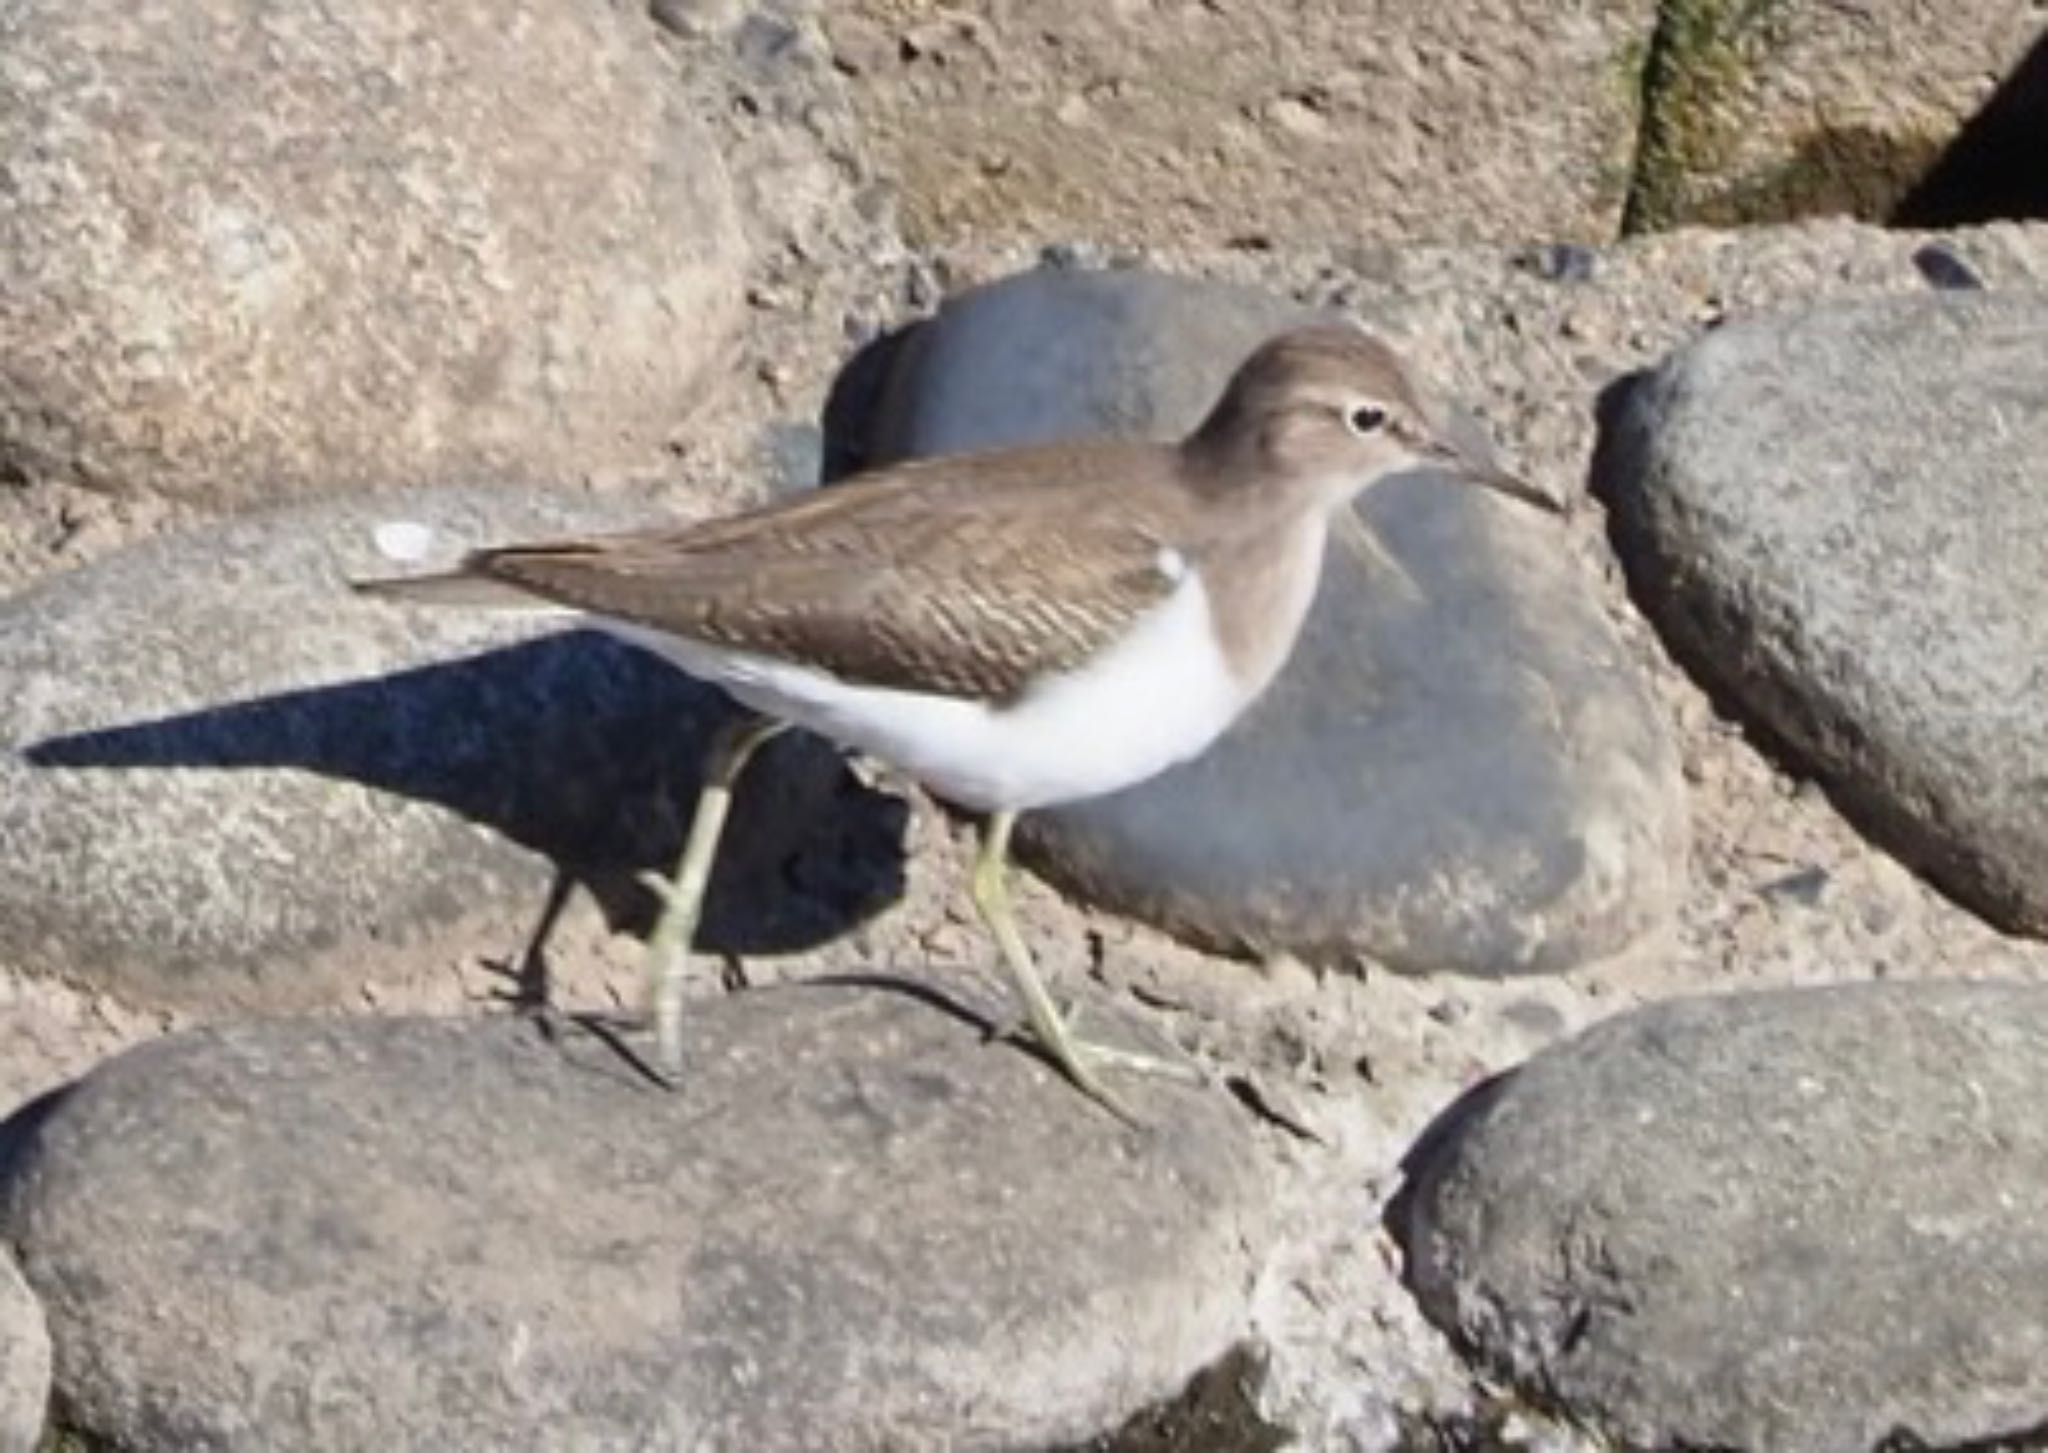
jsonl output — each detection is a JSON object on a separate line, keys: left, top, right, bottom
{"left": 356, "top": 324, "right": 1560, "bottom": 1114}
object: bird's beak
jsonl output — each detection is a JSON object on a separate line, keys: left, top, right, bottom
{"left": 1430, "top": 440, "right": 1565, "bottom": 515}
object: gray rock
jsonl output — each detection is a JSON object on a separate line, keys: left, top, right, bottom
{"left": 0, "top": 991, "right": 1265, "bottom": 1451}
{"left": 1400, "top": 980, "right": 2048, "bottom": 1453}
{"left": 0, "top": 1250, "right": 48, "bottom": 1453}
{"left": 0, "top": 487, "right": 902, "bottom": 1013}
{"left": 0, "top": 0, "right": 745, "bottom": 505}
{"left": 1600, "top": 295, "right": 2048, "bottom": 936}
{"left": 868, "top": 268, "right": 1684, "bottom": 975}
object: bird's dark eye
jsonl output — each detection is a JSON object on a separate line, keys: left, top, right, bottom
{"left": 1346, "top": 404, "right": 1389, "bottom": 436}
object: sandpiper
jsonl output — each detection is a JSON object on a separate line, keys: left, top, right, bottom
{"left": 356, "top": 324, "right": 1559, "bottom": 1113}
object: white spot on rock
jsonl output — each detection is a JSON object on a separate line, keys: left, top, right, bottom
{"left": 372, "top": 520, "right": 440, "bottom": 564}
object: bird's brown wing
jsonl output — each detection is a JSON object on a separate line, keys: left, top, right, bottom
{"left": 462, "top": 443, "right": 1192, "bottom": 700}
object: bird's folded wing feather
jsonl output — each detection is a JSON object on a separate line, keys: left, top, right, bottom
{"left": 435, "top": 447, "right": 1189, "bottom": 700}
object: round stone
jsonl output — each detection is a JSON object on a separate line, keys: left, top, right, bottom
{"left": 1601, "top": 294, "right": 2048, "bottom": 937}
{"left": 1400, "top": 980, "right": 2048, "bottom": 1451}
{"left": 1, "top": 990, "right": 1267, "bottom": 1450}
{"left": 0, "top": 0, "right": 745, "bottom": 504}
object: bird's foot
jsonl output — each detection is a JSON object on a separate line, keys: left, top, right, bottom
{"left": 988, "top": 996, "right": 1209, "bottom": 1127}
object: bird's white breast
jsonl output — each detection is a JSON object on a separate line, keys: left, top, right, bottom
{"left": 600, "top": 572, "right": 1252, "bottom": 813}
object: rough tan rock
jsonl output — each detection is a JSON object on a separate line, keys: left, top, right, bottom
{"left": 0, "top": 0, "right": 747, "bottom": 506}
{"left": 822, "top": 0, "right": 1658, "bottom": 250}
{"left": 1623, "top": 0, "right": 2044, "bottom": 230}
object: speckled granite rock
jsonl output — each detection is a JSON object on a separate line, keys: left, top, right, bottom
{"left": 0, "top": 0, "right": 745, "bottom": 503}
{"left": 1600, "top": 294, "right": 2048, "bottom": 936}
{"left": 1402, "top": 980, "right": 2048, "bottom": 1452}
{"left": 1, "top": 990, "right": 1267, "bottom": 1451}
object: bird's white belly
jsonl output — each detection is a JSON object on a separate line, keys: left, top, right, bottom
{"left": 600, "top": 575, "right": 1250, "bottom": 812}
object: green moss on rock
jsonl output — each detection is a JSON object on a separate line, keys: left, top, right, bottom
{"left": 1623, "top": 0, "right": 1790, "bottom": 233}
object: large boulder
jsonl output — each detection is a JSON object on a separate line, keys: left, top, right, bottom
{"left": 0, "top": 0, "right": 745, "bottom": 504}
{"left": 1, "top": 991, "right": 1267, "bottom": 1450}
{"left": 1600, "top": 294, "right": 2048, "bottom": 936}
{"left": 1401, "top": 980, "right": 2048, "bottom": 1452}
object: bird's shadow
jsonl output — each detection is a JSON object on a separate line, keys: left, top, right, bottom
{"left": 23, "top": 628, "right": 911, "bottom": 996}
{"left": 19, "top": 320, "right": 937, "bottom": 1009}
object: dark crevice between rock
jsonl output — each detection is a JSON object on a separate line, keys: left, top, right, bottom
{"left": 33, "top": 1413, "right": 114, "bottom": 1453}
{"left": 1053, "top": 1342, "right": 1289, "bottom": 1453}
{"left": 0, "top": 1084, "right": 70, "bottom": 1189}
{"left": 1874, "top": 1411, "right": 2048, "bottom": 1453}
{"left": 819, "top": 316, "right": 920, "bottom": 484}
{"left": 1391, "top": 1398, "right": 1599, "bottom": 1453}
{"left": 1586, "top": 369, "right": 2045, "bottom": 939}
{"left": 3, "top": 1093, "right": 76, "bottom": 1453}
{"left": 1613, "top": 0, "right": 1675, "bottom": 237}
{"left": 1894, "top": 26, "right": 2048, "bottom": 227}
{"left": 1620, "top": 1, "right": 2048, "bottom": 233}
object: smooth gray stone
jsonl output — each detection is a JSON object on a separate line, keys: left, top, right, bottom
{"left": 1400, "top": 981, "right": 2048, "bottom": 1453}
{"left": 1601, "top": 295, "right": 2048, "bottom": 937}
{"left": 0, "top": 1250, "right": 48, "bottom": 1453}
{"left": 0, "top": 990, "right": 1266, "bottom": 1452}
{"left": 0, "top": 0, "right": 744, "bottom": 506}
{"left": 0, "top": 488, "right": 902, "bottom": 1013}
{"left": 867, "top": 267, "right": 1683, "bottom": 974}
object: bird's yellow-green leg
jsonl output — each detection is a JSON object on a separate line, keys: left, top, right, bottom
{"left": 971, "top": 809, "right": 1205, "bottom": 1120}
{"left": 971, "top": 809, "right": 1126, "bottom": 1117}
{"left": 638, "top": 713, "right": 789, "bottom": 1080}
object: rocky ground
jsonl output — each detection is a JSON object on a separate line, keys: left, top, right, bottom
{"left": 4, "top": 2, "right": 2048, "bottom": 1451}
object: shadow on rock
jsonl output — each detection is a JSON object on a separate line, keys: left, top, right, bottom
{"left": 819, "top": 316, "right": 923, "bottom": 483}
{"left": 1895, "top": 28, "right": 2048, "bottom": 227}
{"left": 23, "top": 629, "right": 909, "bottom": 960}
{"left": 0, "top": 1084, "right": 70, "bottom": 1186}
{"left": 1381, "top": 1066, "right": 1515, "bottom": 1264}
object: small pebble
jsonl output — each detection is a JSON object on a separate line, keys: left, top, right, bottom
{"left": 1514, "top": 243, "right": 1599, "bottom": 284}
{"left": 1911, "top": 242, "right": 1985, "bottom": 292}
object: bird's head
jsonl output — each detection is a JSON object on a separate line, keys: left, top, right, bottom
{"left": 1184, "top": 324, "right": 1561, "bottom": 516}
